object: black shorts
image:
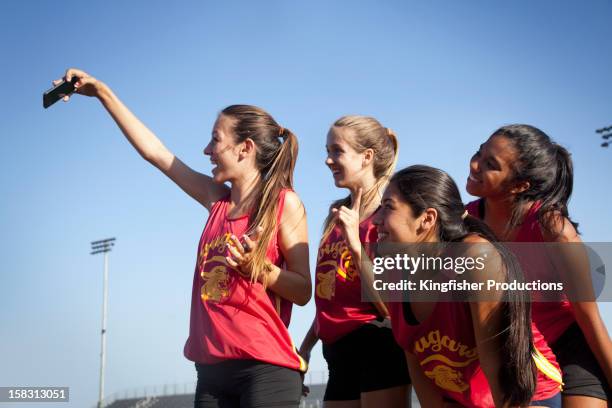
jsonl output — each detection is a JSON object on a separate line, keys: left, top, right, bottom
{"left": 322, "top": 321, "right": 411, "bottom": 401}
{"left": 551, "top": 323, "right": 611, "bottom": 401}
{"left": 194, "top": 359, "right": 302, "bottom": 408}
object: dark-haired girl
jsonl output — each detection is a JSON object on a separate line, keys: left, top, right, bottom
{"left": 299, "top": 116, "right": 411, "bottom": 407}
{"left": 53, "top": 69, "right": 311, "bottom": 408}
{"left": 466, "top": 125, "right": 612, "bottom": 407}
{"left": 376, "top": 165, "right": 563, "bottom": 407}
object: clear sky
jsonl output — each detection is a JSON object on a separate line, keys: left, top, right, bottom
{"left": 1, "top": 1, "right": 611, "bottom": 407}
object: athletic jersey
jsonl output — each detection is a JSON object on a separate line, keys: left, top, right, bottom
{"left": 389, "top": 300, "right": 562, "bottom": 407}
{"left": 314, "top": 213, "right": 379, "bottom": 344}
{"left": 466, "top": 199, "right": 575, "bottom": 344}
{"left": 183, "top": 189, "right": 306, "bottom": 371}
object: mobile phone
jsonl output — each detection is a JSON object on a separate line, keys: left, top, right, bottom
{"left": 43, "top": 77, "right": 78, "bottom": 109}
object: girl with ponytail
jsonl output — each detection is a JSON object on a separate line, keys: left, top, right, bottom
{"left": 466, "top": 125, "right": 612, "bottom": 406}
{"left": 298, "top": 116, "right": 411, "bottom": 407}
{"left": 53, "top": 69, "right": 311, "bottom": 407}
{"left": 377, "top": 165, "right": 563, "bottom": 407}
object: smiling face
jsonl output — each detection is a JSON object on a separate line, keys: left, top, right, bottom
{"left": 373, "top": 182, "right": 425, "bottom": 244}
{"left": 325, "top": 126, "right": 372, "bottom": 189}
{"left": 466, "top": 134, "right": 521, "bottom": 199}
{"left": 203, "top": 114, "right": 242, "bottom": 183}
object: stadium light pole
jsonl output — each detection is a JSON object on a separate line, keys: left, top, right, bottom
{"left": 596, "top": 125, "right": 612, "bottom": 148}
{"left": 91, "top": 238, "right": 116, "bottom": 408}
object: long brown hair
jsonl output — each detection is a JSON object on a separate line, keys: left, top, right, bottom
{"left": 222, "top": 105, "right": 300, "bottom": 286}
{"left": 392, "top": 165, "right": 537, "bottom": 406}
{"left": 490, "top": 124, "right": 578, "bottom": 235}
{"left": 322, "top": 115, "right": 399, "bottom": 239}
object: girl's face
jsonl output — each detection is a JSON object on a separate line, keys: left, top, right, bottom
{"left": 204, "top": 114, "right": 243, "bottom": 183}
{"left": 325, "top": 126, "right": 371, "bottom": 189}
{"left": 373, "top": 183, "right": 424, "bottom": 243}
{"left": 466, "top": 135, "right": 520, "bottom": 199}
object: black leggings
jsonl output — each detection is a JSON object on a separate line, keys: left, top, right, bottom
{"left": 194, "top": 360, "right": 302, "bottom": 408}
{"left": 552, "top": 323, "right": 611, "bottom": 401}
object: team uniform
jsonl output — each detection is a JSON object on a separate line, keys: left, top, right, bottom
{"left": 389, "top": 299, "right": 563, "bottom": 407}
{"left": 185, "top": 189, "right": 305, "bottom": 408}
{"left": 467, "top": 199, "right": 611, "bottom": 401}
{"left": 314, "top": 213, "right": 410, "bottom": 401}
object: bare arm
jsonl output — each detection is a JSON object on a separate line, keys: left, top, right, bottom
{"left": 542, "top": 216, "right": 612, "bottom": 387}
{"left": 405, "top": 351, "right": 445, "bottom": 407}
{"left": 469, "top": 300, "right": 506, "bottom": 408}
{"left": 266, "top": 191, "right": 312, "bottom": 306}
{"left": 465, "top": 236, "right": 507, "bottom": 407}
{"left": 333, "top": 189, "right": 389, "bottom": 317}
{"left": 59, "top": 68, "right": 229, "bottom": 210}
{"left": 298, "top": 319, "right": 319, "bottom": 365}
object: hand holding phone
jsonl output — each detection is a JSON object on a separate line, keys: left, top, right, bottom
{"left": 43, "top": 77, "right": 78, "bottom": 109}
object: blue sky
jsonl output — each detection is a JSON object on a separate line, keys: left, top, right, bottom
{"left": 1, "top": 1, "right": 611, "bottom": 407}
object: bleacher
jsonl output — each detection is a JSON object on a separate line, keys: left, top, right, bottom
{"left": 102, "top": 373, "right": 418, "bottom": 408}
{"left": 105, "top": 394, "right": 191, "bottom": 408}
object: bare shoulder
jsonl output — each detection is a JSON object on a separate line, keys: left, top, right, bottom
{"left": 280, "top": 190, "right": 306, "bottom": 223}
{"left": 462, "top": 234, "right": 489, "bottom": 244}
{"left": 461, "top": 234, "right": 503, "bottom": 275}
{"left": 462, "top": 234, "right": 497, "bottom": 257}
{"left": 540, "top": 211, "right": 579, "bottom": 243}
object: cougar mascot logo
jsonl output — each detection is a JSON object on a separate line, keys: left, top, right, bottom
{"left": 200, "top": 256, "right": 230, "bottom": 302}
{"left": 425, "top": 365, "right": 469, "bottom": 393}
{"left": 316, "top": 261, "right": 336, "bottom": 300}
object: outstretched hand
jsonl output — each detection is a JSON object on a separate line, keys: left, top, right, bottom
{"left": 331, "top": 187, "right": 362, "bottom": 255}
{"left": 52, "top": 68, "right": 102, "bottom": 101}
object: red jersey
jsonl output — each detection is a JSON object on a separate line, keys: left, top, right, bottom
{"left": 466, "top": 199, "right": 575, "bottom": 344}
{"left": 389, "top": 301, "right": 562, "bottom": 407}
{"left": 314, "top": 214, "right": 379, "bottom": 344}
{"left": 183, "top": 189, "right": 306, "bottom": 371}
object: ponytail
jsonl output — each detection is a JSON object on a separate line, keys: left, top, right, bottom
{"left": 491, "top": 125, "right": 579, "bottom": 234}
{"left": 221, "top": 105, "right": 300, "bottom": 286}
{"left": 536, "top": 144, "right": 578, "bottom": 233}
{"left": 247, "top": 129, "right": 298, "bottom": 286}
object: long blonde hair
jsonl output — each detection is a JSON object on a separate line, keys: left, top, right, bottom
{"left": 322, "top": 115, "right": 399, "bottom": 239}
{"left": 222, "top": 105, "right": 300, "bottom": 286}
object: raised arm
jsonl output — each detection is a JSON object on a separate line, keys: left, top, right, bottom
{"left": 332, "top": 188, "right": 390, "bottom": 317}
{"left": 57, "top": 68, "right": 229, "bottom": 210}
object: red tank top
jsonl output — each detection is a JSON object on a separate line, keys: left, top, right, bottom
{"left": 389, "top": 301, "right": 562, "bottom": 407}
{"left": 466, "top": 199, "right": 575, "bottom": 344}
{"left": 183, "top": 189, "right": 306, "bottom": 371}
{"left": 314, "top": 214, "right": 379, "bottom": 344}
